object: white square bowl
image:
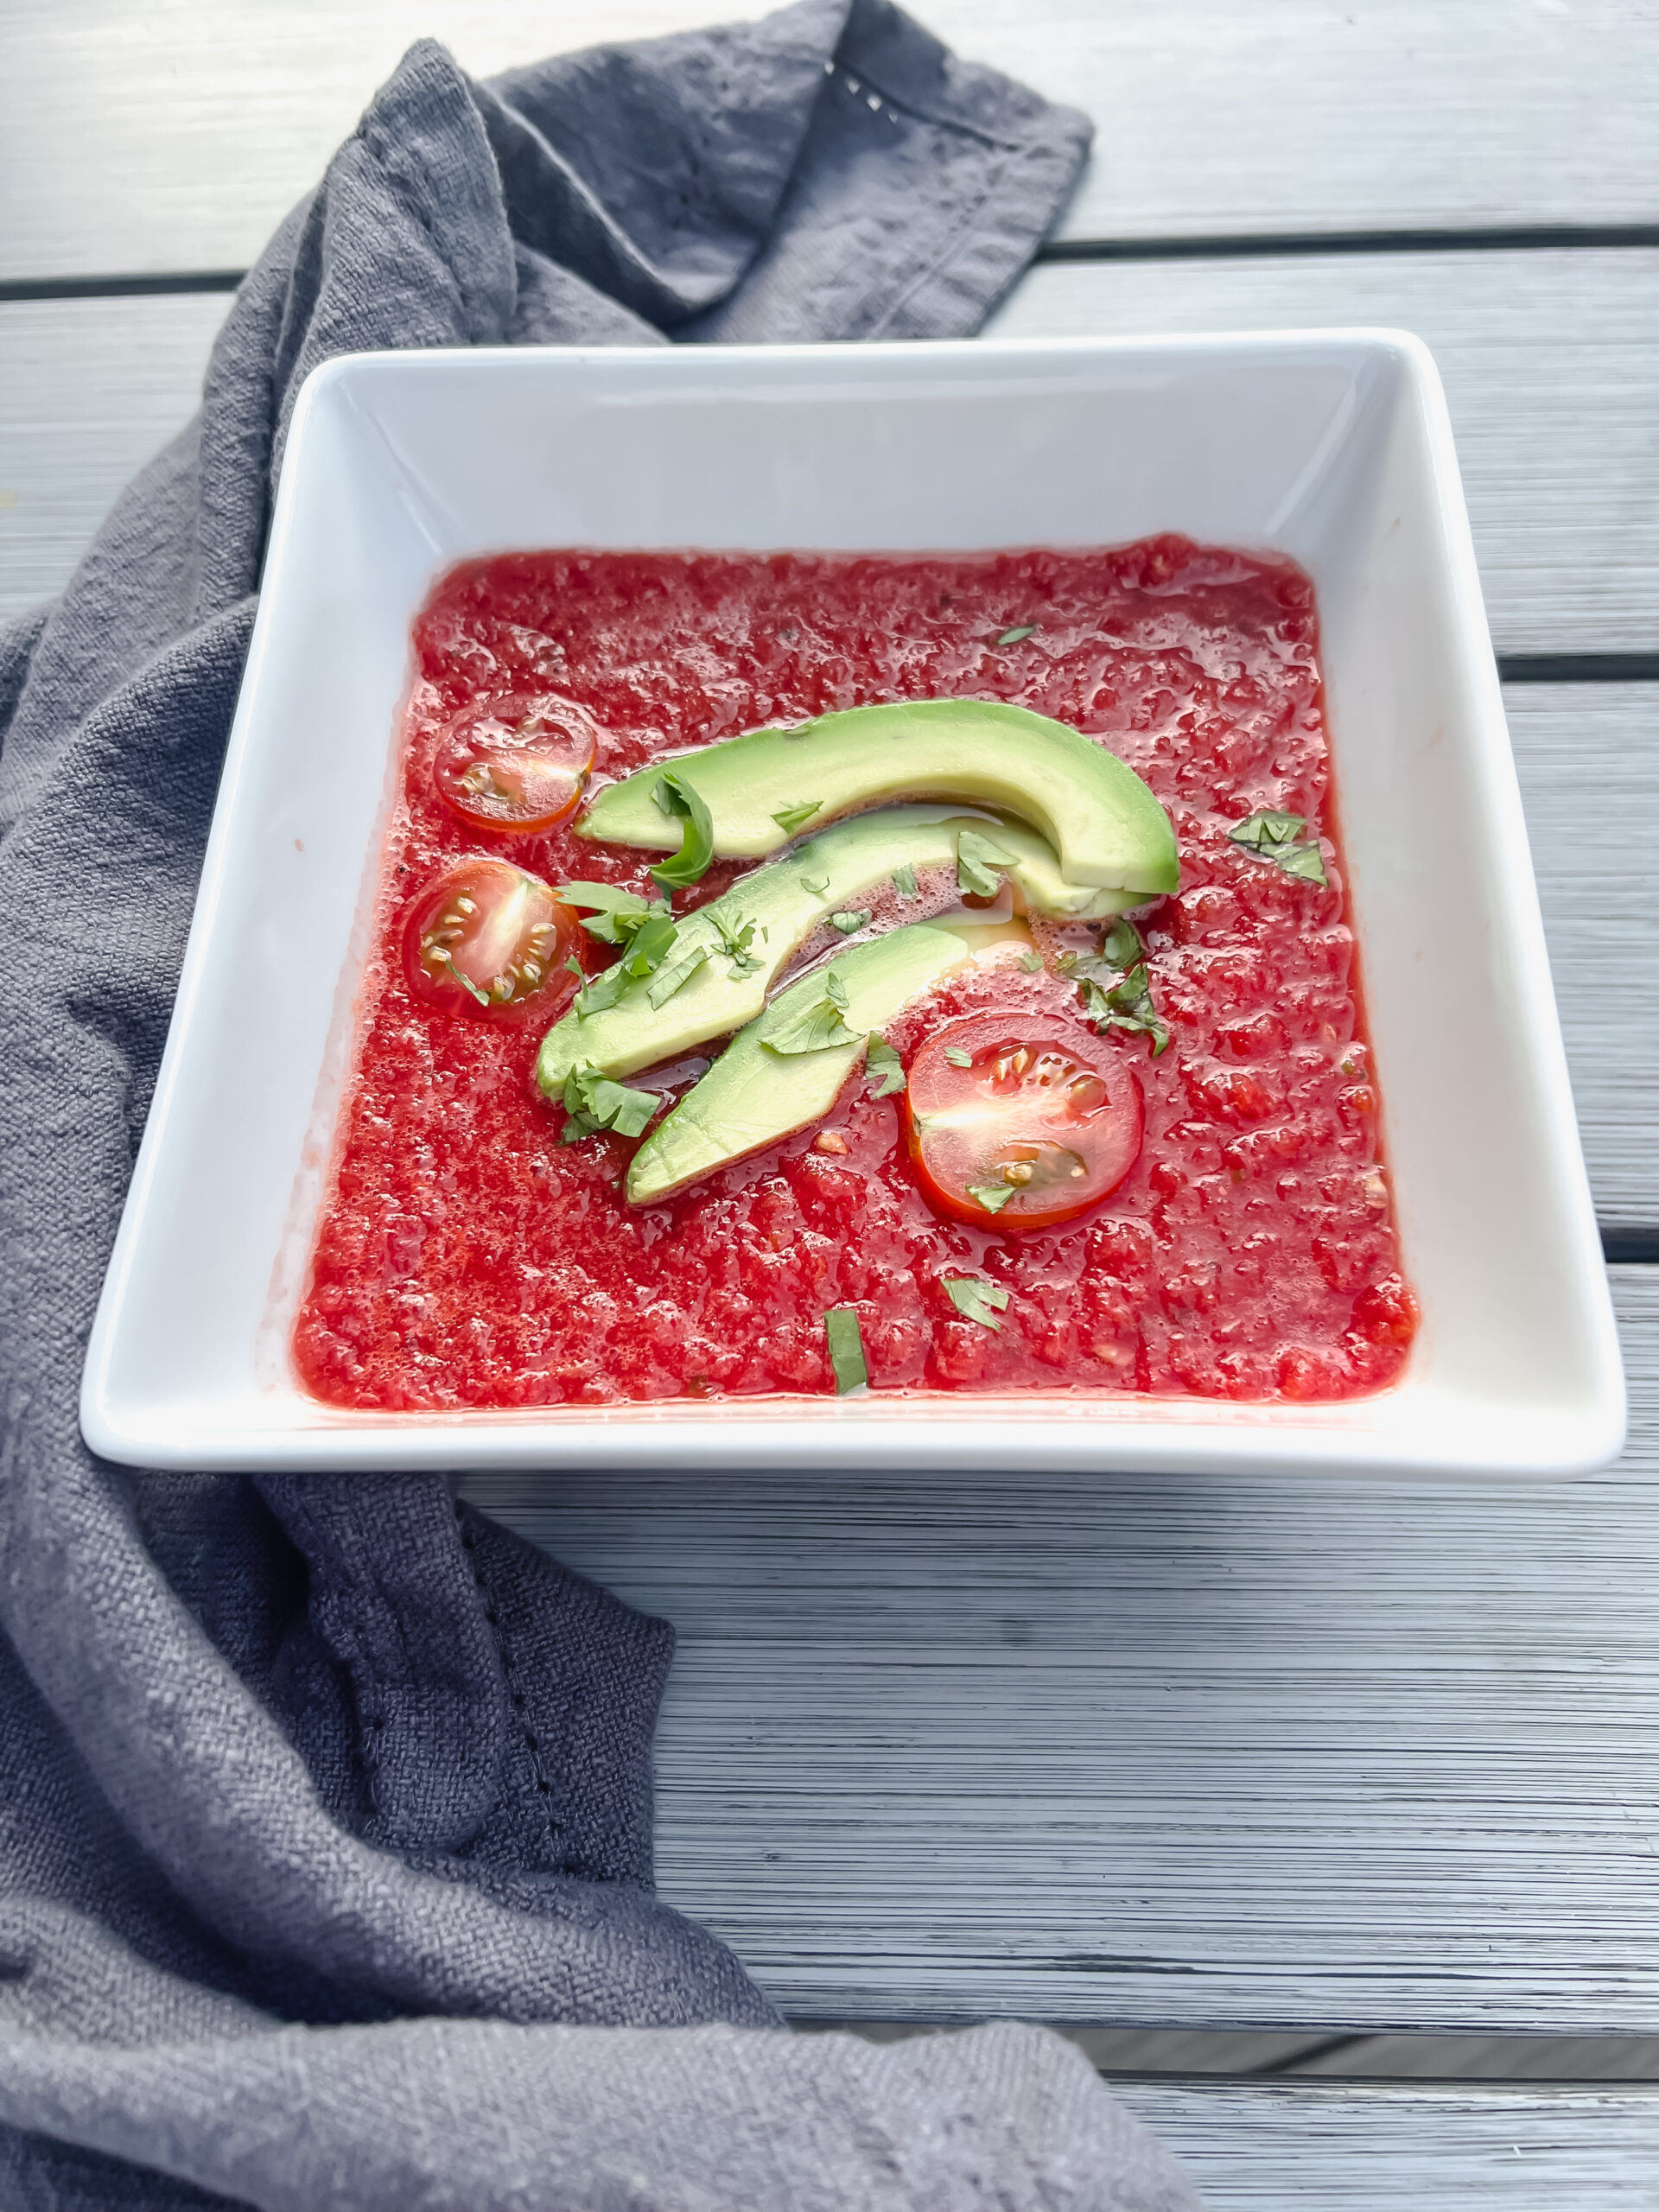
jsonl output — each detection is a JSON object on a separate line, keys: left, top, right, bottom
{"left": 82, "top": 335, "right": 1624, "bottom": 1478}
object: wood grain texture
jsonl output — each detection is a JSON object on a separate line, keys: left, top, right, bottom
{"left": 0, "top": 0, "right": 1656, "bottom": 282}
{"left": 7, "top": 257, "right": 1659, "bottom": 655}
{"left": 0, "top": 296, "right": 227, "bottom": 621}
{"left": 988, "top": 249, "right": 1659, "bottom": 657}
{"left": 1113, "top": 2081, "right": 1659, "bottom": 2210}
{"left": 458, "top": 1267, "right": 1659, "bottom": 2031}
{"left": 1508, "top": 686, "right": 1659, "bottom": 1227}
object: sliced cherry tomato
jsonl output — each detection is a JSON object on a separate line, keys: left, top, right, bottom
{"left": 402, "top": 858, "right": 581, "bottom": 1025}
{"left": 432, "top": 691, "right": 599, "bottom": 834}
{"left": 903, "top": 1010, "right": 1144, "bottom": 1230}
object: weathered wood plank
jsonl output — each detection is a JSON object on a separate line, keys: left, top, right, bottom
{"left": 1508, "top": 687, "right": 1659, "bottom": 1228}
{"left": 8, "top": 257, "right": 1659, "bottom": 658}
{"left": 0, "top": 0, "right": 1655, "bottom": 283}
{"left": 1114, "top": 2081, "right": 1659, "bottom": 2210}
{"left": 988, "top": 248, "right": 1659, "bottom": 657}
{"left": 460, "top": 1267, "right": 1659, "bottom": 2031}
{"left": 0, "top": 296, "right": 228, "bottom": 623}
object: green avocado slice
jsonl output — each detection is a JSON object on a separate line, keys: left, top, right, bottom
{"left": 626, "top": 916, "right": 1027, "bottom": 1205}
{"left": 537, "top": 804, "right": 1134, "bottom": 1095}
{"left": 576, "top": 698, "right": 1179, "bottom": 895}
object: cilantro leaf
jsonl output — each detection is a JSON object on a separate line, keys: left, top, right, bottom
{"left": 762, "top": 971, "right": 860, "bottom": 1056}
{"left": 824, "top": 1306, "right": 869, "bottom": 1395}
{"left": 559, "top": 1061, "right": 661, "bottom": 1144}
{"left": 944, "top": 1274, "right": 1012, "bottom": 1325}
{"left": 619, "top": 912, "right": 679, "bottom": 979}
{"left": 1078, "top": 962, "right": 1171, "bottom": 1058}
{"left": 1099, "top": 916, "right": 1147, "bottom": 969}
{"left": 957, "top": 828, "right": 1014, "bottom": 899}
{"left": 567, "top": 957, "right": 631, "bottom": 1018}
{"left": 800, "top": 874, "right": 830, "bottom": 895}
{"left": 772, "top": 799, "right": 823, "bottom": 835}
{"left": 829, "top": 909, "right": 871, "bottom": 936}
{"left": 1017, "top": 950, "right": 1043, "bottom": 973}
{"left": 966, "top": 1183, "right": 1017, "bottom": 1215}
{"left": 645, "top": 945, "right": 709, "bottom": 1008}
{"left": 1228, "top": 809, "right": 1329, "bottom": 886}
{"left": 556, "top": 883, "right": 674, "bottom": 948}
{"left": 650, "top": 769, "right": 715, "bottom": 890}
{"left": 943, "top": 1045, "right": 973, "bottom": 1068}
{"left": 710, "top": 909, "right": 763, "bottom": 975}
{"left": 437, "top": 951, "right": 490, "bottom": 1008}
{"left": 892, "top": 862, "right": 918, "bottom": 899}
{"left": 864, "top": 1033, "right": 906, "bottom": 1097}
{"left": 995, "top": 624, "right": 1039, "bottom": 646}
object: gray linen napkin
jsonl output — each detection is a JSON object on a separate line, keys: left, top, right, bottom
{"left": 0, "top": 5, "right": 1199, "bottom": 2206}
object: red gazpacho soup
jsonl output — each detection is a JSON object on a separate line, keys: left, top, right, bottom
{"left": 292, "top": 540, "right": 1417, "bottom": 1409}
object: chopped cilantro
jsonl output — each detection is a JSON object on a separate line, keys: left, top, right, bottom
{"left": 1229, "top": 809, "right": 1328, "bottom": 886}
{"left": 966, "top": 1183, "right": 1017, "bottom": 1215}
{"left": 825, "top": 1306, "right": 869, "bottom": 1395}
{"left": 711, "top": 909, "right": 763, "bottom": 975}
{"left": 943, "top": 1045, "right": 973, "bottom": 1068}
{"left": 560, "top": 1062, "right": 661, "bottom": 1143}
{"left": 772, "top": 799, "right": 823, "bottom": 835}
{"left": 995, "top": 624, "right": 1039, "bottom": 646}
{"left": 619, "top": 912, "right": 679, "bottom": 978}
{"left": 800, "top": 874, "right": 831, "bottom": 895}
{"left": 944, "top": 1274, "right": 1012, "bottom": 1324}
{"left": 829, "top": 909, "right": 871, "bottom": 936}
{"left": 645, "top": 945, "right": 709, "bottom": 1008}
{"left": 956, "top": 827, "right": 1013, "bottom": 899}
{"left": 1017, "top": 950, "right": 1044, "bottom": 973}
{"left": 438, "top": 951, "right": 490, "bottom": 1008}
{"left": 864, "top": 1034, "right": 906, "bottom": 1097}
{"left": 1099, "top": 916, "right": 1147, "bottom": 968}
{"left": 566, "top": 957, "right": 631, "bottom": 1018}
{"left": 1077, "top": 962, "right": 1171, "bottom": 1058}
{"left": 762, "top": 971, "right": 860, "bottom": 1055}
{"left": 892, "top": 862, "right": 918, "bottom": 899}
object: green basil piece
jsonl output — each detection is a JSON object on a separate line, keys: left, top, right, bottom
{"left": 825, "top": 1306, "right": 869, "bottom": 1395}
{"left": 762, "top": 971, "right": 860, "bottom": 1056}
{"left": 943, "top": 1045, "right": 973, "bottom": 1068}
{"left": 956, "top": 827, "right": 1014, "bottom": 899}
{"left": 995, "top": 624, "right": 1038, "bottom": 645}
{"left": 649, "top": 769, "right": 716, "bottom": 890}
{"left": 829, "top": 910, "right": 871, "bottom": 936}
{"left": 560, "top": 1061, "right": 661, "bottom": 1144}
{"left": 772, "top": 799, "right": 823, "bottom": 835}
{"left": 864, "top": 1034, "right": 906, "bottom": 1097}
{"left": 1228, "top": 809, "right": 1329, "bottom": 887}
{"left": 944, "top": 1274, "right": 1012, "bottom": 1325}
{"left": 892, "top": 862, "right": 918, "bottom": 899}
{"left": 645, "top": 946, "right": 709, "bottom": 1008}
{"left": 965, "top": 1183, "right": 1016, "bottom": 1215}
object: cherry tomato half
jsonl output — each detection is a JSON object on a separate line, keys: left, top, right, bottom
{"left": 402, "top": 858, "right": 581, "bottom": 1025}
{"left": 431, "top": 691, "right": 599, "bottom": 834}
{"left": 903, "top": 1011, "right": 1144, "bottom": 1230}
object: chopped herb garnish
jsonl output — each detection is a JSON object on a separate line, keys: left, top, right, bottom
{"left": 995, "top": 624, "right": 1039, "bottom": 646}
{"left": 556, "top": 883, "right": 674, "bottom": 948}
{"left": 799, "top": 874, "right": 830, "bottom": 896}
{"left": 619, "top": 912, "right": 680, "bottom": 979}
{"left": 761, "top": 970, "right": 860, "bottom": 1056}
{"left": 710, "top": 910, "right": 763, "bottom": 976}
{"left": 1077, "top": 962, "right": 1171, "bottom": 1058}
{"left": 1017, "top": 950, "right": 1044, "bottom": 973}
{"left": 772, "top": 799, "right": 823, "bottom": 835}
{"left": 649, "top": 768, "right": 715, "bottom": 890}
{"left": 1228, "top": 809, "right": 1328, "bottom": 887}
{"left": 645, "top": 945, "right": 709, "bottom": 1008}
{"left": 944, "top": 1274, "right": 1012, "bottom": 1324}
{"left": 825, "top": 1306, "right": 869, "bottom": 1395}
{"left": 892, "top": 862, "right": 918, "bottom": 899}
{"left": 1099, "top": 916, "right": 1147, "bottom": 968}
{"left": 943, "top": 1045, "right": 973, "bottom": 1068}
{"left": 567, "top": 957, "right": 632, "bottom": 1018}
{"left": 966, "top": 1183, "right": 1017, "bottom": 1215}
{"left": 957, "top": 827, "right": 1013, "bottom": 899}
{"left": 560, "top": 1061, "right": 661, "bottom": 1143}
{"left": 864, "top": 1033, "right": 906, "bottom": 1097}
{"left": 438, "top": 951, "right": 490, "bottom": 1008}
{"left": 829, "top": 909, "right": 871, "bottom": 936}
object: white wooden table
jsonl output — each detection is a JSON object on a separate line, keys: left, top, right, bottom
{"left": 6, "top": 5, "right": 1659, "bottom": 2201}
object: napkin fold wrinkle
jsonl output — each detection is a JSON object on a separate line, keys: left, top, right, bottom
{"left": 0, "top": 3, "right": 1201, "bottom": 2205}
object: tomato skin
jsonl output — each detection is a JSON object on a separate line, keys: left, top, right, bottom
{"left": 432, "top": 691, "right": 599, "bottom": 834}
{"left": 903, "top": 1011, "right": 1144, "bottom": 1231}
{"left": 402, "top": 858, "right": 581, "bottom": 1026}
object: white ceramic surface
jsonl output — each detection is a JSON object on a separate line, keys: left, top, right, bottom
{"left": 81, "top": 335, "right": 1624, "bottom": 1476}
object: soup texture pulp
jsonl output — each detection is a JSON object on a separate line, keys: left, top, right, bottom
{"left": 293, "top": 541, "right": 1417, "bottom": 1408}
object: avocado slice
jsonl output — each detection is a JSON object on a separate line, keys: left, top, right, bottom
{"left": 625, "top": 915, "right": 1027, "bottom": 1205}
{"left": 577, "top": 699, "right": 1178, "bottom": 896}
{"left": 537, "top": 805, "right": 1134, "bottom": 1094}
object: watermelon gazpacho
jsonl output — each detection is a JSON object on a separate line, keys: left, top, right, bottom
{"left": 292, "top": 541, "right": 1418, "bottom": 1409}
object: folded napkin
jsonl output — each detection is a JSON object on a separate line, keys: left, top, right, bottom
{"left": 0, "top": 4, "right": 1199, "bottom": 2204}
